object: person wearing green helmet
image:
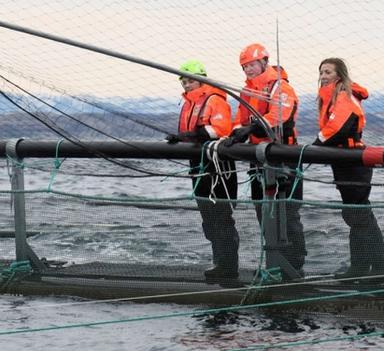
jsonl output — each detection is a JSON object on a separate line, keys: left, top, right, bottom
{"left": 179, "top": 59, "right": 207, "bottom": 77}
{"left": 166, "top": 59, "right": 240, "bottom": 287}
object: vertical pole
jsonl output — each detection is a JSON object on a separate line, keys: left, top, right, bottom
{"left": 6, "top": 139, "right": 28, "bottom": 261}
{"left": 256, "top": 143, "right": 301, "bottom": 280}
{"left": 262, "top": 165, "right": 281, "bottom": 268}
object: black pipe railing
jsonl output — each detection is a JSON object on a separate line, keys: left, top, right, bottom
{"left": 0, "top": 139, "right": 383, "bottom": 167}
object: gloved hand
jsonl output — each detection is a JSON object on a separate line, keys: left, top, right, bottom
{"left": 224, "top": 126, "right": 252, "bottom": 146}
{"left": 166, "top": 128, "right": 210, "bottom": 144}
{"left": 165, "top": 134, "right": 182, "bottom": 144}
{"left": 225, "top": 116, "right": 267, "bottom": 147}
{"left": 249, "top": 115, "right": 269, "bottom": 137}
{"left": 249, "top": 115, "right": 265, "bottom": 130}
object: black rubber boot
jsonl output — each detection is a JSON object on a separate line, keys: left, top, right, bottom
{"left": 204, "top": 266, "right": 239, "bottom": 279}
{"left": 204, "top": 266, "right": 241, "bottom": 288}
{"left": 335, "top": 223, "right": 371, "bottom": 279}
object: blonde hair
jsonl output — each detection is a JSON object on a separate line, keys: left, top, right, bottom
{"left": 318, "top": 57, "right": 352, "bottom": 112}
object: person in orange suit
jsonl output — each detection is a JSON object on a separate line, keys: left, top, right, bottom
{"left": 313, "top": 57, "right": 384, "bottom": 279}
{"left": 226, "top": 43, "right": 306, "bottom": 279}
{"left": 166, "top": 60, "right": 239, "bottom": 286}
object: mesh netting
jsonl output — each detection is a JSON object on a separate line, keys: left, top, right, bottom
{"left": 0, "top": 0, "right": 383, "bottom": 327}
{"left": 0, "top": 0, "right": 383, "bottom": 151}
{"left": 0, "top": 191, "right": 358, "bottom": 273}
{"left": 1, "top": 156, "right": 384, "bottom": 306}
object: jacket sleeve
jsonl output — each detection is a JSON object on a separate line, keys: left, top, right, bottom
{"left": 263, "top": 81, "right": 297, "bottom": 128}
{"left": 317, "top": 92, "right": 360, "bottom": 145}
{"left": 197, "top": 95, "right": 232, "bottom": 138}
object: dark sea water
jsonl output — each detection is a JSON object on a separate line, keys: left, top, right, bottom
{"left": 0, "top": 157, "right": 384, "bottom": 350}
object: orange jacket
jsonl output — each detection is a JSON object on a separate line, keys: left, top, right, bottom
{"left": 233, "top": 65, "right": 299, "bottom": 145}
{"left": 317, "top": 82, "right": 367, "bottom": 148}
{"left": 179, "top": 84, "right": 232, "bottom": 138}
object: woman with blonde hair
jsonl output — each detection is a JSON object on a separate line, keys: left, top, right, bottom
{"left": 313, "top": 57, "right": 384, "bottom": 278}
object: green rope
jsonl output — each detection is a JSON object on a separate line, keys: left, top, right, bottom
{"left": 47, "top": 139, "right": 64, "bottom": 192}
{"left": 191, "top": 140, "right": 211, "bottom": 198}
{"left": 1, "top": 288, "right": 383, "bottom": 336}
{"left": 257, "top": 267, "right": 282, "bottom": 283}
{"left": 287, "top": 143, "right": 309, "bottom": 200}
{"left": 0, "top": 260, "right": 32, "bottom": 291}
{"left": 8, "top": 157, "right": 57, "bottom": 169}
{"left": 240, "top": 168, "right": 282, "bottom": 305}
{"left": 160, "top": 167, "right": 192, "bottom": 182}
{"left": 241, "top": 267, "right": 282, "bottom": 305}
{"left": 6, "top": 155, "right": 24, "bottom": 169}
{"left": 241, "top": 149, "right": 312, "bottom": 304}
{"left": 3, "top": 187, "right": 384, "bottom": 210}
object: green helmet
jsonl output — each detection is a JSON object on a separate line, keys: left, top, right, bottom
{"left": 179, "top": 59, "right": 207, "bottom": 79}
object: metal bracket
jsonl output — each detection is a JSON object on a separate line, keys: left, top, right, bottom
{"left": 255, "top": 142, "right": 270, "bottom": 164}
{"left": 5, "top": 138, "right": 45, "bottom": 271}
{"left": 5, "top": 138, "right": 24, "bottom": 160}
{"left": 261, "top": 159, "right": 302, "bottom": 281}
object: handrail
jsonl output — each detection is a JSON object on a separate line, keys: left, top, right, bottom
{"left": 0, "top": 139, "right": 382, "bottom": 167}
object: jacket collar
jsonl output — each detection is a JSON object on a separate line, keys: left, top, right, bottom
{"left": 245, "top": 65, "right": 278, "bottom": 89}
{"left": 318, "top": 81, "right": 337, "bottom": 107}
{"left": 182, "top": 84, "right": 226, "bottom": 102}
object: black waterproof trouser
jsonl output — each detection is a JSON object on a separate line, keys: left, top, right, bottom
{"left": 332, "top": 165, "right": 384, "bottom": 271}
{"left": 191, "top": 159, "right": 239, "bottom": 273}
{"left": 250, "top": 165, "right": 306, "bottom": 270}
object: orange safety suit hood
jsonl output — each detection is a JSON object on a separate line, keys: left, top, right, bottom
{"left": 245, "top": 65, "right": 288, "bottom": 91}
{"left": 317, "top": 81, "right": 367, "bottom": 148}
{"left": 181, "top": 84, "right": 226, "bottom": 103}
{"left": 351, "top": 82, "right": 368, "bottom": 101}
{"left": 178, "top": 84, "right": 232, "bottom": 138}
{"left": 319, "top": 81, "right": 369, "bottom": 106}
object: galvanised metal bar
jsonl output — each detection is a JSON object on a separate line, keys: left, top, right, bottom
{"left": 6, "top": 139, "right": 28, "bottom": 261}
